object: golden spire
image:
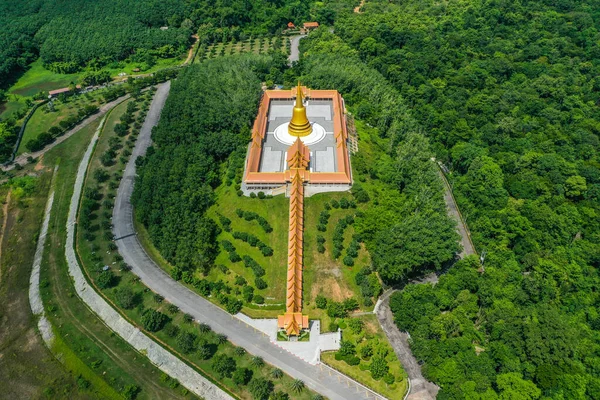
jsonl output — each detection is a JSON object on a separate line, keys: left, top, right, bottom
{"left": 288, "top": 82, "right": 312, "bottom": 137}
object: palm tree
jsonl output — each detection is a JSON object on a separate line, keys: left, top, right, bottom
{"left": 217, "top": 333, "right": 228, "bottom": 344}
{"left": 312, "top": 395, "right": 324, "bottom": 400}
{"left": 250, "top": 356, "right": 264, "bottom": 368}
{"left": 234, "top": 346, "right": 246, "bottom": 356}
{"left": 271, "top": 368, "right": 283, "bottom": 379}
{"left": 290, "top": 379, "right": 305, "bottom": 393}
{"left": 198, "top": 323, "right": 211, "bottom": 334}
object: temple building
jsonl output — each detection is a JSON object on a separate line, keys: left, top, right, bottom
{"left": 243, "top": 84, "right": 352, "bottom": 196}
{"left": 242, "top": 83, "right": 351, "bottom": 338}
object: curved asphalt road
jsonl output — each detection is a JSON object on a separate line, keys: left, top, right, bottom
{"left": 113, "top": 82, "right": 383, "bottom": 400}
{"left": 289, "top": 35, "right": 306, "bottom": 65}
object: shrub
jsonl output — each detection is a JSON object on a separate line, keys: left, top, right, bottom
{"left": 226, "top": 298, "right": 243, "bottom": 314}
{"left": 327, "top": 302, "right": 348, "bottom": 318}
{"left": 348, "top": 318, "right": 364, "bottom": 334}
{"left": 384, "top": 373, "right": 396, "bottom": 385}
{"left": 250, "top": 355, "right": 264, "bottom": 368}
{"left": 257, "top": 191, "right": 265, "bottom": 199}
{"left": 250, "top": 192, "right": 256, "bottom": 198}
{"left": 271, "top": 368, "right": 283, "bottom": 379}
{"left": 260, "top": 246, "right": 273, "bottom": 257}
{"left": 315, "top": 295, "right": 328, "bottom": 309}
{"left": 217, "top": 333, "right": 228, "bottom": 344}
{"left": 343, "top": 255, "right": 355, "bottom": 266}
{"left": 122, "top": 385, "right": 140, "bottom": 400}
{"left": 115, "top": 287, "right": 137, "bottom": 309}
{"left": 233, "top": 367, "right": 253, "bottom": 386}
{"left": 330, "top": 199, "right": 339, "bottom": 208}
{"left": 248, "top": 378, "right": 274, "bottom": 400}
{"left": 343, "top": 298, "right": 359, "bottom": 312}
{"left": 253, "top": 294, "right": 264, "bottom": 304}
{"left": 255, "top": 278, "right": 268, "bottom": 290}
{"left": 235, "top": 275, "right": 247, "bottom": 286}
{"left": 164, "top": 324, "right": 180, "bottom": 338}
{"left": 317, "top": 243, "right": 325, "bottom": 253}
{"left": 176, "top": 331, "right": 198, "bottom": 354}
{"left": 316, "top": 235, "right": 325, "bottom": 244}
{"left": 198, "top": 344, "right": 214, "bottom": 360}
{"left": 212, "top": 354, "right": 236, "bottom": 378}
{"left": 370, "top": 357, "right": 389, "bottom": 380}
{"left": 234, "top": 346, "right": 246, "bottom": 356}
{"left": 198, "top": 323, "right": 212, "bottom": 334}
{"left": 96, "top": 270, "right": 115, "bottom": 289}
{"left": 339, "top": 198, "right": 349, "bottom": 209}
{"left": 141, "top": 309, "right": 168, "bottom": 332}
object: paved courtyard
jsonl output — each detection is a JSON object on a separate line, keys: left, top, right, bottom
{"left": 235, "top": 315, "right": 341, "bottom": 365}
{"left": 259, "top": 99, "right": 337, "bottom": 173}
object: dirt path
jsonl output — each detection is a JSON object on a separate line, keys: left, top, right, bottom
{"left": 183, "top": 35, "right": 199, "bottom": 65}
{"left": 354, "top": 0, "right": 366, "bottom": 13}
{"left": 0, "top": 189, "right": 11, "bottom": 282}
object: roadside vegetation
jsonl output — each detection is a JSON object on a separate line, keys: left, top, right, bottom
{"left": 74, "top": 68, "right": 320, "bottom": 400}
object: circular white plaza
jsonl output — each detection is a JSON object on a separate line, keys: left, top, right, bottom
{"left": 273, "top": 122, "right": 327, "bottom": 146}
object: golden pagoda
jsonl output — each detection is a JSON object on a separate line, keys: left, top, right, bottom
{"left": 288, "top": 82, "right": 312, "bottom": 137}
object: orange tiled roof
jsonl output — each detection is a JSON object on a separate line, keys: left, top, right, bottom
{"left": 243, "top": 87, "right": 352, "bottom": 186}
{"left": 303, "top": 22, "right": 319, "bottom": 28}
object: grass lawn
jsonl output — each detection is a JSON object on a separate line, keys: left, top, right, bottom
{"left": 17, "top": 90, "right": 107, "bottom": 155}
{"left": 9, "top": 59, "right": 82, "bottom": 98}
{"left": 321, "top": 315, "right": 408, "bottom": 400}
{"left": 0, "top": 97, "right": 27, "bottom": 120}
{"left": 0, "top": 183, "right": 82, "bottom": 399}
{"left": 74, "top": 89, "right": 320, "bottom": 400}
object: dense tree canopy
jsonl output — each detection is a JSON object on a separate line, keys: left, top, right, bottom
{"left": 132, "top": 56, "right": 269, "bottom": 274}
{"left": 326, "top": 0, "right": 600, "bottom": 397}
{"left": 0, "top": 0, "right": 315, "bottom": 88}
{"left": 299, "top": 29, "right": 460, "bottom": 282}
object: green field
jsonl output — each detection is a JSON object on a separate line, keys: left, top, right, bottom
{"left": 17, "top": 90, "right": 107, "bottom": 155}
{"left": 321, "top": 315, "right": 408, "bottom": 400}
{"left": 9, "top": 59, "right": 82, "bottom": 98}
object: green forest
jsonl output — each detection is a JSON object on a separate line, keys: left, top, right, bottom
{"left": 319, "top": 0, "right": 600, "bottom": 398}
{"left": 0, "top": 0, "right": 316, "bottom": 89}
{"left": 2, "top": 0, "right": 599, "bottom": 397}
{"left": 132, "top": 55, "right": 282, "bottom": 274}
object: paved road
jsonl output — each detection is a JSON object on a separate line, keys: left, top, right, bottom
{"left": 437, "top": 167, "right": 476, "bottom": 257}
{"left": 112, "top": 82, "right": 381, "bottom": 400}
{"left": 376, "top": 285, "right": 439, "bottom": 400}
{"left": 4, "top": 95, "right": 130, "bottom": 171}
{"left": 288, "top": 35, "right": 306, "bottom": 65}
{"left": 375, "top": 165, "right": 477, "bottom": 400}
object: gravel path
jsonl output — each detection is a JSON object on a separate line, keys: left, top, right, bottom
{"left": 65, "top": 88, "right": 233, "bottom": 400}
{"left": 29, "top": 179, "right": 56, "bottom": 345}
{"left": 112, "top": 82, "right": 385, "bottom": 400}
